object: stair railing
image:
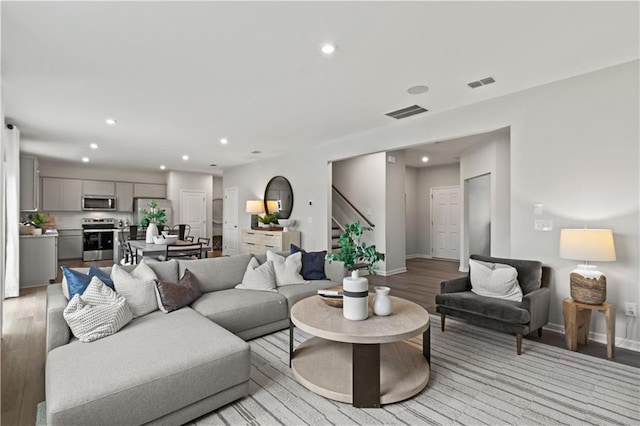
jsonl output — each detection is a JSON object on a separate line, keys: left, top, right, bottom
{"left": 331, "top": 185, "right": 375, "bottom": 228}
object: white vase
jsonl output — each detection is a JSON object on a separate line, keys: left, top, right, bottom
{"left": 373, "top": 286, "right": 392, "bottom": 316}
{"left": 145, "top": 223, "right": 159, "bottom": 243}
{"left": 343, "top": 270, "right": 368, "bottom": 321}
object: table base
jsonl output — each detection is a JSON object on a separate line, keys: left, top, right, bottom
{"left": 291, "top": 337, "right": 430, "bottom": 407}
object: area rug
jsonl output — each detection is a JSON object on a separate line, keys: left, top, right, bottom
{"left": 36, "top": 315, "right": 639, "bottom": 426}
{"left": 193, "top": 315, "right": 639, "bottom": 426}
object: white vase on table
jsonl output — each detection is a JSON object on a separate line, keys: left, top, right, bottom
{"left": 343, "top": 270, "right": 368, "bottom": 321}
{"left": 373, "top": 286, "right": 393, "bottom": 316}
{"left": 145, "top": 223, "right": 158, "bottom": 243}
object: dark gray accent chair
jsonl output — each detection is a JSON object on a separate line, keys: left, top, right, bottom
{"left": 436, "top": 254, "right": 550, "bottom": 355}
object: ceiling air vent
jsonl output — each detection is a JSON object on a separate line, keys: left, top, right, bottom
{"left": 251, "top": 150, "right": 262, "bottom": 155}
{"left": 385, "top": 105, "right": 428, "bottom": 120}
{"left": 468, "top": 76, "right": 496, "bottom": 89}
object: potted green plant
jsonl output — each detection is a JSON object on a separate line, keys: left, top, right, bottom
{"left": 326, "top": 222, "right": 385, "bottom": 321}
{"left": 139, "top": 200, "right": 167, "bottom": 243}
{"left": 29, "top": 212, "right": 50, "bottom": 235}
{"left": 326, "top": 222, "right": 385, "bottom": 275}
{"left": 258, "top": 213, "right": 279, "bottom": 228}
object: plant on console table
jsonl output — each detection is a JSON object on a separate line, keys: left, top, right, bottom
{"left": 258, "top": 213, "right": 279, "bottom": 228}
{"left": 326, "top": 222, "right": 385, "bottom": 321}
{"left": 29, "top": 212, "right": 50, "bottom": 235}
{"left": 139, "top": 200, "right": 167, "bottom": 243}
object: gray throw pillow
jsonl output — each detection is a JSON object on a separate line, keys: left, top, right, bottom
{"left": 235, "top": 258, "right": 277, "bottom": 292}
{"left": 111, "top": 261, "right": 159, "bottom": 317}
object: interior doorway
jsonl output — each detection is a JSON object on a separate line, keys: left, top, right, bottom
{"left": 430, "top": 186, "right": 460, "bottom": 260}
{"left": 223, "top": 187, "right": 239, "bottom": 256}
{"left": 466, "top": 173, "right": 491, "bottom": 257}
{"left": 180, "top": 190, "right": 206, "bottom": 240}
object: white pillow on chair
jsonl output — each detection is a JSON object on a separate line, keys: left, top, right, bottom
{"left": 469, "top": 259, "right": 523, "bottom": 302}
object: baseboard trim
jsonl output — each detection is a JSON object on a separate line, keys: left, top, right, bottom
{"left": 377, "top": 267, "right": 407, "bottom": 277}
{"left": 545, "top": 321, "right": 640, "bottom": 352}
{"left": 406, "top": 254, "right": 432, "bottom": 260}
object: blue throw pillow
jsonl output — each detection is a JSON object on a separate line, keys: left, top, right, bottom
{"left": 61, "top": 265, "right": 115, "bottom": 299}
{"left": 290, "top": 244, "right": 327, "bottom": 280}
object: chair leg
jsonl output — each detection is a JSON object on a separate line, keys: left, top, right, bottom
{"left": 538, "top": 328, "right": 543, "bottom": 338}
{"left": 516, "top": 333, "right": 523, "bottom": 355}
{"left": 440, "top": 314, "right": 446, "bottom": 332}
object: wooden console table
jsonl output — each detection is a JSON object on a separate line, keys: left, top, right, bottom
{"left": 562, "top": 297, "right": 614, "bottom": 359}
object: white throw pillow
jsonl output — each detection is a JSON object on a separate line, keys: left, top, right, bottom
{"left": 111, "top": 261, "right": 159, "bottom": 317}
{"left": 266, "top": 251, "right": 305, "bottom": 286}
{"left": 63, "top": 277, "right": 133, "bottom": 342}
{"left": 469, "top": 259, "right": 523, "bottom": 302}
{"left": 235, "top": 258, "right": 277, "bottom": 292}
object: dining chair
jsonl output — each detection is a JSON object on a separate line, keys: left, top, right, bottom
{"left": 170, "top": 224, "right": 192, "bottom": 241}
{"left": 128, "top": 225, "right": 140, "bottom": 240}
{"left": 197, "top": 237, "right": 211, "bottom": 246}
{"left": 120, "top": 241, "right": 137, "bottom": 265}
{"left": 163, "top": 242, "right": 203, "bottom": 260}
{"left": 184, "top": 235, "right": 194, "bottom": 242}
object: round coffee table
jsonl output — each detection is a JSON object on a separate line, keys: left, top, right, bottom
{"left": 289, "top": 294, "right": 430, "bottom": 408}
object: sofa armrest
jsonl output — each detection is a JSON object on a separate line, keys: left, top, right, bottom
{"left": 46, "top": 284, "right": 71, "bottom": 353}
{"left": 440, "top": 276, "right": 471, "bottom": 294}
{"left": 520, "top": 287, "right": 550, "bottom": 331}
{"left": 325, "top": 260, "right": 347, "bottom": 284}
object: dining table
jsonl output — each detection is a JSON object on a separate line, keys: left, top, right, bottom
{"left": 128, "top": 239, "right": 212, "bottom": 262}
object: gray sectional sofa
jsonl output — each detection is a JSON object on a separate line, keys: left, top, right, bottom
{"left": 45, "top": 252, "right": 346, "bottom": 425}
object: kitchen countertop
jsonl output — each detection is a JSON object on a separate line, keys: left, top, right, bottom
{"left": 20, "top": 231, "right": 59, "bottom": 238}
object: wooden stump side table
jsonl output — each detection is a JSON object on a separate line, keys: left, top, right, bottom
{"left": 562, "top": 297, "right": 615, "bottom": 359}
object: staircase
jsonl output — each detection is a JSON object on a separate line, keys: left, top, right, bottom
{"left": 330, "top": 185, "right": 374, "bottom": 253}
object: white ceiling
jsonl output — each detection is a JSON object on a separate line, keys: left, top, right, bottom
{"left": 2, "top": 2, "right": 638, "bottom": 175}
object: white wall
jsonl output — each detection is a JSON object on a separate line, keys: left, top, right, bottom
{"left": 405, "top": 167, "right": 418, "bottom": 256}
{"left": 385, "top": 150, "right": 406, "bottom": 274}
{"left": 167, "top": 171, "right": 214, "bottom": 238}
{"left": 38, "top": 159, "right": 166, "bottom": 184}
{"left": 416, "top": 163, "right": 460, "bottom": 257}
{"left": 459, "top": 130, "right": 511, "bottom": 269}
{"left": 223, "top": 61, "right": 640, "bottom": 349}
{"left": 212, "top": 176, "right": 223, "bottom": 199}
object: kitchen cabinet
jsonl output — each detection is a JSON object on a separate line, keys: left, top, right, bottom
{"left": 83, "top": 180, "right": 115, "bottom": 196}
{"left": 20, "top": 156, "right": 40, "bottom": 211}
{"left": 116, "top": 182, "right": 134, "bottom": 212}
{"left": 42, "top": 178, "right": 82, "bottom": 211}
{"left": 241, "top": 229, "right": 300, "bottom": 255}
{"left": 134, "top": 183, "right": 166, "bottom": 199}
{"left": 19, "top": 234, "right": 58, "bottom": 286}
{"left": 57, "top": 229, "right": 83, "bottom": 260}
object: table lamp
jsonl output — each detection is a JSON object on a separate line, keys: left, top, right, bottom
{"left": 246, "top": 200, "right": 264, "bottom": 229}
{"left": 559, "top": 228, "right": 616, "bottom": 305}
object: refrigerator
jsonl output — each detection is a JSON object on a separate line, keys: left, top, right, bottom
{"left": 134, "top": 198, "right": 173, "bottom": 227}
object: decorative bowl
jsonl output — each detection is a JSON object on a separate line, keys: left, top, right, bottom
{"left": 318, "top": 286, "right": 343, "bottom": 308}
{"left": 152, "top": 235, "right": 178, "bottom": 245}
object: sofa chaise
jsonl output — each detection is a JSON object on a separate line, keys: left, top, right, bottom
{"left": 45, "top": 252, "right": 346, "bottom": 425}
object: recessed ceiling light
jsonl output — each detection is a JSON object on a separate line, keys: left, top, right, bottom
{"left": 422, "top": 156, "right": 429, "bottom": 163}
{"left": 182, "top": 155, "right": 189, "bottom": 161}
{"left": 90, "top": 143, "right": 98, "bottom": 149}
{"left": 321, "top": 43, "right": 336, "bottom": 55}
{"left": 160, "top": 165, "right": 166, "bottom": 170}
{"left": 105, "top": 118, "right": 117, "bottom": 125}
{"left": 220, "top": 138, "right": 228, "bottom": 145}
{"left": 407, "top": 85, "right": 429, "bottom": 95}
{"left": 82, "top": 157, "right": 90, "bottom": 163}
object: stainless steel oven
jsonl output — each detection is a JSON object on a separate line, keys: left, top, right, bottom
{"left": 82, "top": 218, "right": 116, "bottom": 261}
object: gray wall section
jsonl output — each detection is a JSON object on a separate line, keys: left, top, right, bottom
{"left": 467, "top": 173, "right": 491, "bottom": 256}
{"left": 385, "top": 150, "right": 406, "bottom": 273}
{"left": 223, "top": 61, "right": 640, "bottom": 347}
{"left": 405, "top": 167, "right": 418, "bottom": 256}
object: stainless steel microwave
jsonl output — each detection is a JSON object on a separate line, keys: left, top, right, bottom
{"left": 82, "top": 196, "right": 116, "bottom": 211}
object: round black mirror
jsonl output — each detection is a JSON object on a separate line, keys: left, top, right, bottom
{"left": 264, "top": 176, "right": 293, "bottom": 219}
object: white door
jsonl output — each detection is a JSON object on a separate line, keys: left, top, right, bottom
{"left": 431, "top": 186, "right": 460, "bottom": 260}
{"left": 180, "top": 190, "right": 206, "bottom": 240}
{"left": 223, "top": 187, "right": 239, "bottom": 256}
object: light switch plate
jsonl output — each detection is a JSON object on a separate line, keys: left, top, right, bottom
{"left": 533, "top": 203, "right": 544, "bottom": 215}
{"left": 534, "top": 220, "right": 553, "bottom": 231}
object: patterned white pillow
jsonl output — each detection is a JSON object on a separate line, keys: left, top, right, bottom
{"left": 63, "top": 277, "right": 133, "bottom": 342}
{"left": 235, "top": 258, "right": 277, "bottom": 292}
{"left": 266, "top": 251, "right": 305, "bottom": 286}
{"left": 111, "top": 261, "right": 159, "bottom": 317}
{"left": 469, "top": 259, "right": 523, "bottom": 302}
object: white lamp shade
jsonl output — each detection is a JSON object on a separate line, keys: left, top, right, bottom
{"left": 266, "top": 200, "right": 280, "bottom": 213}
{"left": 559, "top": 229, "right": 616, "bottom": 262}
{"left": 245, "top": 200, "right": 264, "bottom": 214}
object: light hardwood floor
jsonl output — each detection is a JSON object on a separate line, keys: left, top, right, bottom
{"left": 1, "top": 258, "right": 637, "bottom": 426}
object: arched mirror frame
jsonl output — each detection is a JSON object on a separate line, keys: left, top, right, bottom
{"left": 263, "top": 176, "right": 294, "bottom": 219}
